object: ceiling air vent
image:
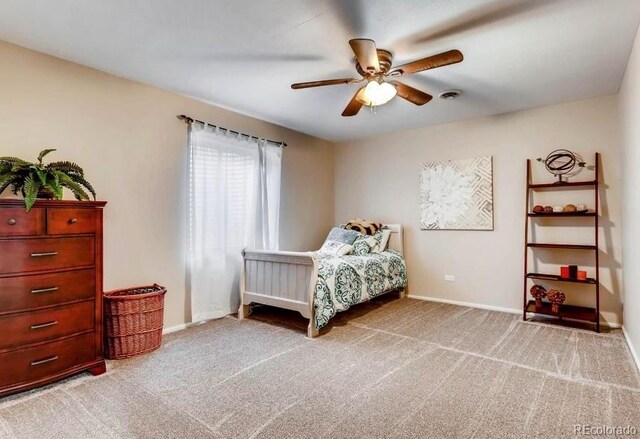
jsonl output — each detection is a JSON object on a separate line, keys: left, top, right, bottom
{"left": 438, "top": 89, "right": 463, "bottom": 100}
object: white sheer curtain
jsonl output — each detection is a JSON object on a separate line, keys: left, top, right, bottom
{"left": 188, "top": 122, "right": 282, "bottom": 322}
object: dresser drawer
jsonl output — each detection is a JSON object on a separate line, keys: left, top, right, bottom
{"left": 47, "top": 208, "right": 98, "bottom": 235}
{"left": 0, "top": 333, "right": 95, "bottom": 388}
{"left": 0, "top": 269, "right": 95, "bottom": 314}
{"left": 0, "top": 208, "right": 45, "bottom": 236}
{"left": 0, "top": 301, "right": 94, "bottom": 350}
{"left": 0, "top": 237, "right": 94, "bottom": 275}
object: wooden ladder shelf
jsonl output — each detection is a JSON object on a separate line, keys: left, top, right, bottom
{"left": 522, "top": 153, "right": 600, "bottom": 332}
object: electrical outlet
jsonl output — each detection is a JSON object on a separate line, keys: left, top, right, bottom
{"left": 445, "top": 275, "right": 455, "bottom": 282}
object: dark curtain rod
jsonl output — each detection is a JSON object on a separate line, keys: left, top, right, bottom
{"left": 177, "top": 114, "right": 287, "bottom": 147}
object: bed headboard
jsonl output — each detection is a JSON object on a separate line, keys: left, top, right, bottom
{"left": 385, "top": 224, "right": 404, "bottom": 255}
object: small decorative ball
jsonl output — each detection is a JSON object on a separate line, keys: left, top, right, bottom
{"left": 530, "top": 284, "right": 547, "bottom": 307}
{"left": 547, "top": 289, "right": 566, "bottom": 314}
{"left": 576, "top": 204, "right": 587, "bottom": 211}
{"left": 544, "top": 206, "right": 554, "bottom": 213}
{"left": 553, "top": 205, "right": 563, "bottom": 213}
{"left": 563, "top": 204, "right": 577, "bottom": 212}
{"left": 533, "top": 205, "right": 545, "bottom": 213}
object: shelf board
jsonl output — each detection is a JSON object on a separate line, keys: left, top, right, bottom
{"left": 526, "top": 273, "right": 597, "bottom": 284}
{"left": 527, "top": 243, "right": 597, "bottom": 250}
{"left": 525, "top": 300, "right": 597, "bottom": 323}
{"left": 528, "top": 180, "right": 597, "bottom": 189}
{"left": 528, "top": 212, "right": 596, "bottom": 217}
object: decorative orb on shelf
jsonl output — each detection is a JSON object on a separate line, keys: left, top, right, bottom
{"left": 547, "top": 289, "right": 566, "bottom": 314}
{"left": 530, "top": 284, "right": 547, "bottom": 308}
{"left": 537, "top": 149, "right": 587, "bottom": 184}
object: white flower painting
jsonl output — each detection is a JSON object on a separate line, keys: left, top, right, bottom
{"left": 420, "top": 156, "right": 493, "bottom": 230}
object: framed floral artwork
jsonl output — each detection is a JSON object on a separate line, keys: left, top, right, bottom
{"left": 419, "top": 156, "right": 494, "bottom": 230}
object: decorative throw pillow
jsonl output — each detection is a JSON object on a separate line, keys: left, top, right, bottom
{"left": 319, "top": 240, "right": 353, "bottom": 256}
{"left": 352, "top": 239, "right": 371, "bottom": 256}
{"left": 326, "top": 227, "right": 360, "bottom": 245}
{"left": 351, "top": 232, "right": 381, "bottom": 255}
{"left": 344, "top": 218, "right": 383, "bottom": 236}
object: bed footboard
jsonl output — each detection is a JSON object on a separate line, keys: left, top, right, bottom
{"left": 239, "top": 249, "right": 319, "bottom": 337}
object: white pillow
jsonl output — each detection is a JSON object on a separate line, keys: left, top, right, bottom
{"left": 319, "top": 240, "right": 353, "bottom": 256}
{"left": 372, "top": 228, "right": 391, "bottom": 253}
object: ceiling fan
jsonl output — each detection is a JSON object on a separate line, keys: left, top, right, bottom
{"left": 291, "top": 39, "right": 463, "bottom": 117}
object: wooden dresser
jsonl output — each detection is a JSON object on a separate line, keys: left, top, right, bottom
{"left": 0, "top": 199, "right": 107, "bottom": 397}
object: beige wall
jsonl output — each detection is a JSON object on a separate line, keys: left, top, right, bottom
{"left": 335, "top": 95, "right": 623, "bottom": 326}
{"left": 0, "top": 38, "right": 629, "bottom": 332}
{"left": 620, "top": 27, "right": 640, "bottom": 361}
{"left": 0, "top": 40, "right": 335, "bottom": 328}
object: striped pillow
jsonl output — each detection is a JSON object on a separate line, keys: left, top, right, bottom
{"left": 344, "top": 218, "right": 383, "bottom": 236}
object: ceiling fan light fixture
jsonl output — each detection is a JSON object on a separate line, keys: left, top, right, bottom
{"left": 356, "top": 80, "right": 397, "bottom": 106}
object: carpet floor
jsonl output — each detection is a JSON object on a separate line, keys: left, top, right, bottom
{"left": 1, "top": 296, "right": 639, "bottom": 439}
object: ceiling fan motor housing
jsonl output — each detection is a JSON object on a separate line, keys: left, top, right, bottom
{"left": 356, "top": 49, "right": 393, "bottom": 76}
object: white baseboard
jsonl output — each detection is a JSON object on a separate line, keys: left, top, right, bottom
{"left": 407, "top": 295, "right": 622, "bottom": 329}
{"left": 623, "top": 326, "right": 640, "bottom": 373}
{"left": 162, "top": 322, "right": 192, "bottom": 335}
{"left": 408, "top": 295, "right": 521, "bottom": 315}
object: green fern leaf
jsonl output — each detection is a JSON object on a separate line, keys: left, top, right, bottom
{"left": 33, "top": 167, "right": 48, "bottom": 185}
{"left": 23, "top": 176, "right": 39, "bottom": 212}
{"left": 48, "top": 177, "right": 64, "bottom": 200}
{"left": 56, "top": 172, "right": 89, "bottom": 201}
{"left": 11, "top": 162, "right": 30, "bottom": 173}
{"left": 37, "top": 149, "right": 57, "bottom": 164}
{"left": 67, "top": 173, "right": 96, "bottom": 199}
{"left": 0, "top": 173, "right": 15, "bottom": 195}
{"left": 45, "top": 161, "right": 84, "bottom": 175}
{"left": 0, "top": 157, "right": 30, "bottom": 165}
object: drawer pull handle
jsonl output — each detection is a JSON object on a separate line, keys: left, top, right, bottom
{"left": 31, "top": 287, "right": 59, "bottom": 294}
{"left": 30, "top": 321, "right": 58, "bottom": 330}
{"left": 30, "top": 252, "right": 58, "bottom": 257}
{"left": 68, "top": 218, "right": 78, "bottom": 224}
{"left": 7, "top": 218, "right": 16, "bottom": 226}
{"left": 31, "top": 356, "right": 58, "bottom": 367}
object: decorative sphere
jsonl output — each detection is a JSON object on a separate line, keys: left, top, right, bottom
{"left": 544, "top": 149, "right": 577, "bottom": 176}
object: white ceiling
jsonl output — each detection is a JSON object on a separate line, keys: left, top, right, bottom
{"left": 0, "top": 0, "right": 639, "bottom": 142}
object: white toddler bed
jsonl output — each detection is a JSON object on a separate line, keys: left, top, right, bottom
{"left": 239, "top": 224, "right": 406, "bottom": 337}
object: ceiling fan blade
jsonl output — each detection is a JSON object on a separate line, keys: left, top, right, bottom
{"left": 342, "top": 87, "right": 365, "bottom": 117}
{"left": 390, "top": 50, "right": 463, "bottom": 76}
{"left": 389, "top": 81, "right": 432, "bottom": 105}
{"left": 291, "top": 78, "right": 358, "bottom": 89}
{"left": 349, "top": 39, "right": 380, "bottom": 73}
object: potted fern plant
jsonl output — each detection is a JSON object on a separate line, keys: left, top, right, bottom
{"left": 0, "top": 149, "right": 96, "bottom": 211}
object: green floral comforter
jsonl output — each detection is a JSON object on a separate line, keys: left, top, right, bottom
{"left": 313, "top": 250, "right": 407, "bottom": 329}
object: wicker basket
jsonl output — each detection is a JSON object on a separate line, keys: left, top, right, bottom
{"left": 104, "top": 284, "right": 167, "bottom": 360}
